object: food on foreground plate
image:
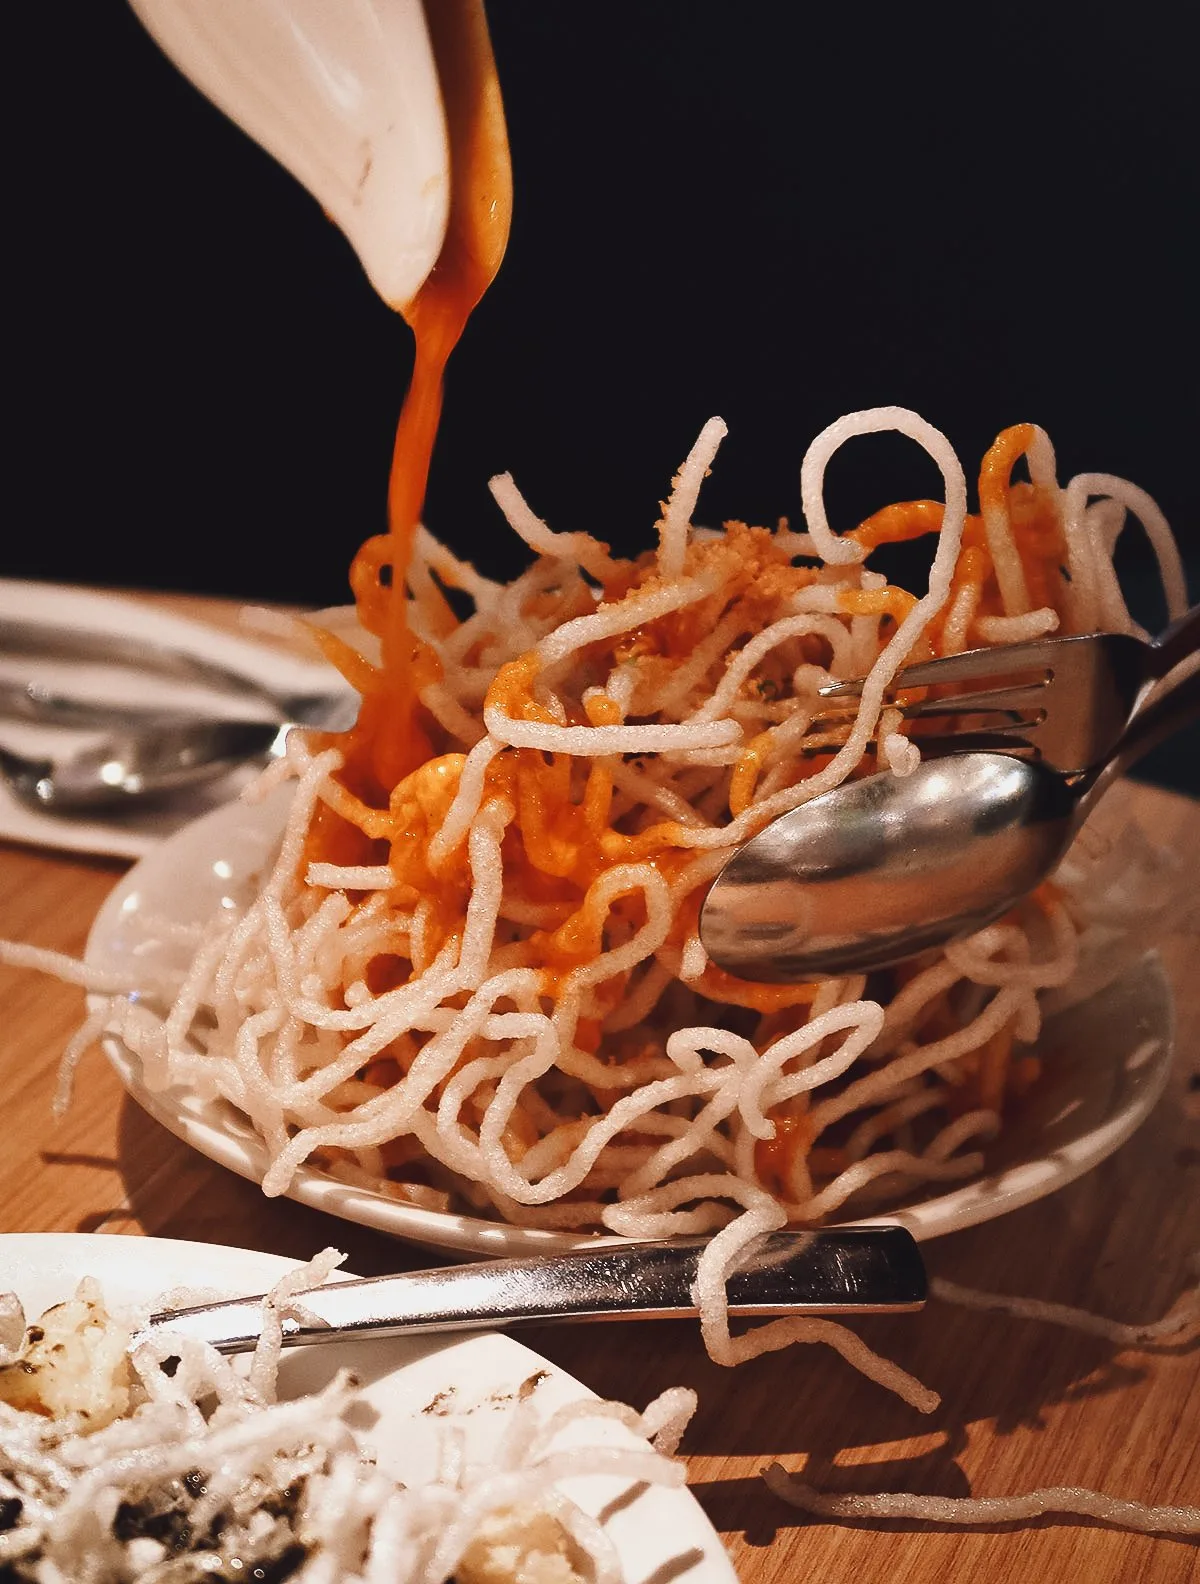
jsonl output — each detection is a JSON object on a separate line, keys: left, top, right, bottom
{"left": 0, "top": 1282, "right": 133, "bottom": 1433}
{"left": 0, "top": 1254, "right": 694, "bottom": 1583}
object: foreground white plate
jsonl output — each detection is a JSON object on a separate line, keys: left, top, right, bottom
{"left": 0, "top": 1233, "right": 734, "bottom": 1584}
{"left": 87, "top": 791, "right": 1175, "bottom": 1256}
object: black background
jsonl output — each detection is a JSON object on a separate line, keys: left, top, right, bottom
{"left": 10, "top": 3, "right": 1199, "bottom": 779}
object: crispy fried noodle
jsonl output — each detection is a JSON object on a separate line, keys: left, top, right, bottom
{"left": 2, "top": 406, "right": 1195, "bottom": 1534}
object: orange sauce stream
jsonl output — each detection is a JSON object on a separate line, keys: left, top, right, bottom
{"left": 345, "top": 1, "right": 510, "bottom": 801}
{"left": 307, "top": 1, "right": 510, "bottom": 864}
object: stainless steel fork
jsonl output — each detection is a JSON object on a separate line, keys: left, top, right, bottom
{"left": 812, "top": 602, "right": 1200, "bottom": 776}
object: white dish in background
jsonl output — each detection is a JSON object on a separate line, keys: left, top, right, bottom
{"left": 87, "top": 792, "right": 1175, "bottom": 1258}
{"left": 0, "top": 1233, "right": 735, "bottom": 1584}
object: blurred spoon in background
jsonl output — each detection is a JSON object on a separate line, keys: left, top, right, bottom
{"left": 0, "top": 692, "right": 359, "bottom": 813}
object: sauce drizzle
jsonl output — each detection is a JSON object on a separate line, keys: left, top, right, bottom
{"left": 347, "top": 0, "right": 511, "bottom": 797}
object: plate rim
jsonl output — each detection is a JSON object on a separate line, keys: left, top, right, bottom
{"left": 87, "top": 791, "right": 1176, "bottom": 1255}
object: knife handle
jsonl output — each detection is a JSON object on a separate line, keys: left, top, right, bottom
{"left": 146, "top": 1228, "right": 926, "bottom": 1355}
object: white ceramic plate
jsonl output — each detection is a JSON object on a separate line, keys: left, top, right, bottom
{"left": 87, "top": 791, "right": 1175, "bottom": 1256}
{"left": 0, "top": 1233, "right": 735, "bottom": 1584}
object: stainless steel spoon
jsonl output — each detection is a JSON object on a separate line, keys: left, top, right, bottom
{"left": 0, "top": 693, "right": 359, "bottom": 813}
{"left": 699, "top": 664, "right": 1199, "bottom": 983}
{"left": 0, "top": 719, "right": 290, "bottom": 812}
{"left": 142, "top": 1228, "right": 926, "bottom": 1355}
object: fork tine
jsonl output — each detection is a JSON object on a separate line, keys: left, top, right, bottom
{"left": 806, "top": 681, "right": 1049, "bottom": 732}
{"left": 818, "top": 641, "right": 1058, "bottom": 699}
{"left": 920, "top": 715, "right": 1045, "bottom": 736}
{"left": 798, "top": 730, "right": 1040, "bottom": 760}
{"left": 801, "top": 710, "right": 1044, "bottom": 741}
{"left": 897, "top": 682, "right": 1051, "bottom": 717}
{"left": 808, "top": 685, "right": 1050, "bottom": 726}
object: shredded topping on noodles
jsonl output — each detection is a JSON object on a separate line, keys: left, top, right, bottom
{"left": 0, "top": 1253, "right": 696, "bottom": 1582}
{"left": 0, "top": 407, "right": 1188, "bottom": 1402}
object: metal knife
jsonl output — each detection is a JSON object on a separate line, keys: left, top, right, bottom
{"left": 143, "top": 1228, "right": 926, "bottom": 1356}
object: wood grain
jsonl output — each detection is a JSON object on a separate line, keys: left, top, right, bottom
{"left": 1, "top": 596, "right": 1197, "bottom": 1583}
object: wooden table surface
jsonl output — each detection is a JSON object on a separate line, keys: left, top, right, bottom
{"left": 0, "top": 595, "right": 1197, "bottom": 1584}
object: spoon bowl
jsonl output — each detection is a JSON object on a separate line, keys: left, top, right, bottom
{"left": 700, "top": 755, "right": 1076, "bottom": 981}
{"left": 0, "top": 695, "right": 360, "bottom": 814}
{"left": 700, "top": 665, "right": 1199, "bottom": 982}
{"left": 0, "top": 720, "right": 286, "bottom": 813}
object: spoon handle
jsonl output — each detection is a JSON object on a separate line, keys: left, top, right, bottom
{"left": 144, "top": 1228, "right": 926, "bottom": 1355}
{"left": 1105, "top": 664, "right": 1200, "bottom": 775}
{"left": 1151, "top": 601, "right": 1200, "bottom": 676}
{"left": 1079, "top": 664, "right": 1200, "bottom": 823}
